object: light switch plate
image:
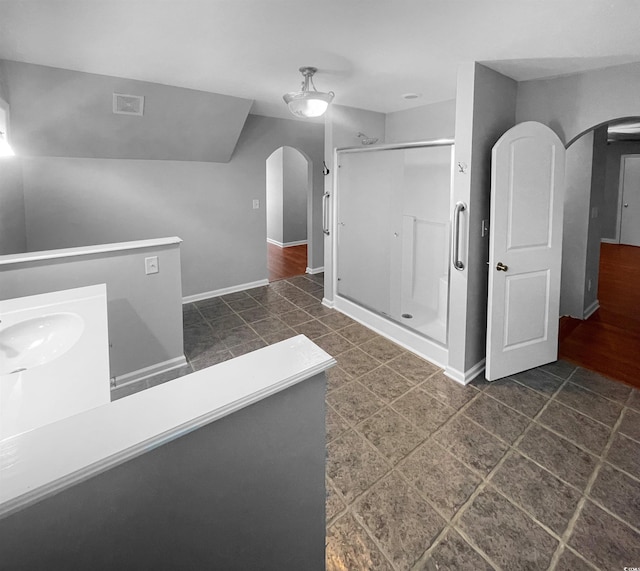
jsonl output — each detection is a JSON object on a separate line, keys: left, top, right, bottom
{"left": 145, "top": 256, "right": 159, "bottom": 275}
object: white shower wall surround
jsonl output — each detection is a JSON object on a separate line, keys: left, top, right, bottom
{"left": 327, "top": 140, "right": 457, "bottom": 373}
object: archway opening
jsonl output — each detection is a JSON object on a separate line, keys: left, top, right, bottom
{"left": 265, "top": 146, "right": 311, "bottom": 281}
{"left": 559, "top": 116, "right": 640, "bottom": 388}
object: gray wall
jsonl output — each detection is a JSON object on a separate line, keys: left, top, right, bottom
{"left": 585, "top": 126, "right": 608, "bottom": 312}
{"left": 0, "top": 60, "right": 9, "bottom": 101}
{"left": 516, "top": 61, "right": 640, "bottom": 145}
{"left": 266, "top": 147, "right": 284, "bottom": 244}
{"left": 0, "top": 242, "right": 184, "bottom": 379}
{"left": 2, "top": 60, "right": 325, "bottom": 295}
{"left": 385, "top": 99, "right": 456, "bottom": 143}
{"left": 0, "top": 61, "right": 27, "bottom": 254}
{"left": 449, "top": 62, "right": 517, "bottom": 375}
{"left": 602, "top": 140, "right": 640, "bottom": 239}
{"left": 16, "top": 113, "right": 323, "bottom": 298}
{"left": 2, "top": 60, "right": 252, "bottom": 163}
{"left": 0, "top": 158, "right": 26, "bottom": 254}
{"left": 282, "top": 146, "right": 308, "bottom": 244}
{"left": 560, "top": 126, "right": 607, "bottom": 319}
{"left": 0, "top": 373, "right": 326, "bottom": 571}
{"left": 561, "top": 132, "right": 594, "bottom": 318}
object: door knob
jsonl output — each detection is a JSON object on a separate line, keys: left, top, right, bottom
{"left": 624, "top": 203, "right": 629, "bottom": 208}
{"left": 496, "top": 262, "right": 508, "bottom": 272}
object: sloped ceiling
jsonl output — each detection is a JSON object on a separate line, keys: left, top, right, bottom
{"left": 0, "top": 0, "right": 639, "bottom": 120}
{"left": 1, "top": 60, "right": 252, "bottom": 162}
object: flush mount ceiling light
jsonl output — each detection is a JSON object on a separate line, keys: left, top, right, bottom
{"left": 283, "top": 67, "right": 334, "bottom": 118}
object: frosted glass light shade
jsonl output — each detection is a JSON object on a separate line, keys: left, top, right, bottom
{"left": 283, "top": 90, "right": 334, "bottom": 118}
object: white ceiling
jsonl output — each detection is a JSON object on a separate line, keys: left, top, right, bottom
{"left": 1, "top": 0, "right": 640, "bottom": 119}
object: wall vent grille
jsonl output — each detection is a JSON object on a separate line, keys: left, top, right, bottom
{"left": 113, "top": 93, "right": 144, "bottom": 116}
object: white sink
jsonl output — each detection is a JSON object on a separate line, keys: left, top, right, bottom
{"left": 0, "top": 313, "right": 85, "bottom": 375}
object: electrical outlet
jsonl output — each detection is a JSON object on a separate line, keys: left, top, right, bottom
{"left": 145, "top": 256, "right": 159, "bottom": 275}
{"left": 253, "top": 199, "right": 260, "bottom": 209}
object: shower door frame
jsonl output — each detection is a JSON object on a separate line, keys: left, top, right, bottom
{"left": 326, "top": 139, "right": 455, "bottom": 370}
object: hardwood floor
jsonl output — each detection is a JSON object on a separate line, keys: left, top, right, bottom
{"left": 267, "top": 243, "right": 307, "bottom": 281}
{"left": 559, "top": 243, "right": 640, "bottom": 389}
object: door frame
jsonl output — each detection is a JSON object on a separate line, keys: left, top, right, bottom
{"left": 615, "top": 154, "right": 640, "bottom": 244}
{"left": 265, "top": 145, "right": 313, "bottom": 277}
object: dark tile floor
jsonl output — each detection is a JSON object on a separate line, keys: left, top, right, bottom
{"left": 113, "top": 274, "right": 640, "bottom": 571}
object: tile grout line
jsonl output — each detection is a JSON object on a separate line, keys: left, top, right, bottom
{"left": 416, "top": 375, "right": 572, "bottom": 571}
{"left": 191, "top": 290, "right": 637, "bottom": 569}
{"left": 342, "top": 505, "right": 401, "bottom": 571}
{"left": 454, "top": 377, "right": 572, "bottom": 568}
{"left": 406, "top": 379, "right": 552, "bottom": 570}
{"left": 326, "top": 365, "right": 469, "bottom": 569}
{"left": 546, "top": 393, "right": 628, "bottom": 571}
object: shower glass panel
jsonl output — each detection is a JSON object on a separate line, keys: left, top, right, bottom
{"left": 336, "top": 143, "right": 453, "bottom": 346}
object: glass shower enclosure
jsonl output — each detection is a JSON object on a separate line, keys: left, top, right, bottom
{"left": 335, "top": 141, "right": 454, "bottom": 347}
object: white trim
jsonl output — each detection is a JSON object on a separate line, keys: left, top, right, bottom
{"left": 0, "top": 335, "right": 335, "bottom": 518}
{"left": 444, "top": 358, "right": 486, "bottom": 386}
{"left": 306, "top": 266, "right": 324, "bottom": 275}
{"left": 112, "top": 356, "right": 188, "bottom": 388}
{"left": 615, "top": 156, "right": 627, "bottom": 243}
{"left": 333, "top": 295, "right": 448, "bottom": 370}
{"left": 0, "top": 237, "right": 182, "bottom": 267}
{"left": 182, "top": 279, "right": 269, "bottom": 304}
{"left": 322, "top": 297, "right": 335, "bottom": 309}
{"left": 267, "top": 238, "right": 308, "bottom": 248}
{"left": 600, "top": 238, "right": 618, "bottom": 244}
{"left": 583, "top": 299, "right": 600, "bottom": 320}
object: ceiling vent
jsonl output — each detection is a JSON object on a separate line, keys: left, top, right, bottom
{"left": 113, "top": 93, "right": 144, "bottom": 116}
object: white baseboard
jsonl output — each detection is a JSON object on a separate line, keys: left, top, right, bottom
{"left": 182, "top": 279, "right": 269, "bottom": 304}
{"left": 306, "top": 266, "right": 324, "bottom": 275}
{"left": 583, "top": 299, "right": 600, "bottom": 319}
{"left": 322, "top": 297, "right": 335, "bottom": 308}
{"left": 600, "top": 238, "right": 618, "bottom": 244}
{"left": 267, "top": 238, "right": 308, "bottom": 248}
{"left": 113, "top": 355, "right": 188, "bottom": 388}
{"left": 445, "top": 358, "right": 486, "bottom": 386}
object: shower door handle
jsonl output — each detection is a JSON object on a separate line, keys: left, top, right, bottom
{"left": 322, "top": 192, "right": 330, "bottom": 236}
{"left": 452, "top": 201, "right": 467, "bottom": 271}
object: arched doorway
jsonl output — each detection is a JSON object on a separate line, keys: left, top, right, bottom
{"left": 559, "top": 117, "right": 640, "bottom": 388}
{"left": 265, "top": 146, "right": 311, "bottom": 281}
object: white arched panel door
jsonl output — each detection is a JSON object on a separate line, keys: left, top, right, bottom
{"left": 486, "top": 122, "right": 566, "bottom": 381}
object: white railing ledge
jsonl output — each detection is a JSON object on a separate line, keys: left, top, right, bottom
{"left": 0, "top": 335, "right": 335, "bottom": 518}
{"left": 0, "top": 237, "right": 183, "bottom": 267}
